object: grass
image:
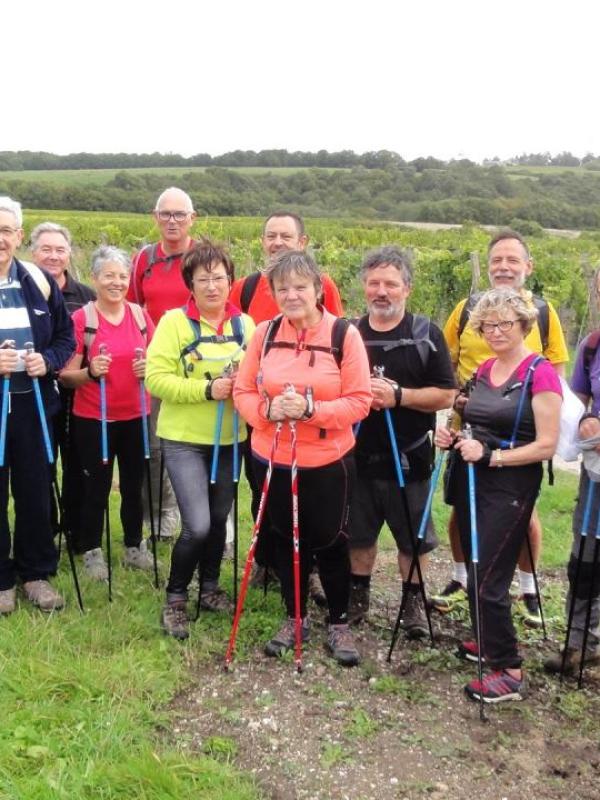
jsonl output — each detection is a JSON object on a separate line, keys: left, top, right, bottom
{"left": 0, "top": 457, "right": 581, "bottom": 798}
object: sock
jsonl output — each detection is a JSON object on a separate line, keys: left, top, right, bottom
{"left": 351, "top": 573, "right": 371, "bottom": 589}
{"left": 452, "top": 562, "right": 468, "bottom": 587}
{"left": 518, "top": 569, "right": 536, "bottom": 595}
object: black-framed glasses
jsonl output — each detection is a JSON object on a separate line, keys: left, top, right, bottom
{"left": 156, "top": 211, "right": 190, "bottom": 223}
{"left": 481, "top": 319, "right": 518, "bottom": 334}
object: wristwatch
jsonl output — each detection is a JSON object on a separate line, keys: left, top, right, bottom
{"left": 390, "top": 381, "right": 403, "bottom": 407}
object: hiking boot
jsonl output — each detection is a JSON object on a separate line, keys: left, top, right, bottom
{"left": 402, "top": 589, "right": 429, "bottom": 640}
{"left": 264, "top": 617, "right": 310, "bottom": 657}
{"left": 456, "top": 640, "right": 486, "bottom": 664}
{"left": 0, "top": 586, "right": 16, "bottom": 615}
{"left": 515, "top": 593, "right": 543, "bottom": 629}
{"left": 249, "top": 563, "right": 279, "bottom": 590}
{"left": 123, "top": 540, "right": 155, "bottom": 571}
{"left": 544, "top": 646, "right": 600, "bottom": 675}
{"left": 23, "top": 580, "right": 64, "bottom": 612}
{"left": 348, "top": 583, "right": 370, "bottom": 625}
{"left": 83, "top": 548, "right": 109, "bottom": 581}
{"left": 158, "top": 508, "right": 180, "bottom": 540}
{"left": 464, "top": 669, "right": 526, "bottom": 703}
{"left": 429, "top": 579, "right": 467, "bottom": 613}
{"left": 308, "top": 569, "right": 327, "bottom": 608}
{"left": 199, "top": 586, "right": 232, "bottom": 613}
{"left": 327, "top": 623, "right": 360, "bottom": 667}
{"left": 161, "top": 600, "right": 190, "bottom": 640}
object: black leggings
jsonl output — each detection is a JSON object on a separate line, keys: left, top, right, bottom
{"left": 451, "top": 456, "right": 542, "bottom": 670}
{"left": 252, "top": 454, "right": 355, "bottom": 624}
{"left": 74, "top": 416, "right": 145, "bottom": 552}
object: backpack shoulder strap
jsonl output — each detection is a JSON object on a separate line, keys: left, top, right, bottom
{"left": 532, "top": 295, "right": 550, "bottom": 352}
{"left": 330, "top": 317, "right": 351, "bottom": 369}
{"left": 126, "top": 301, "right": 148, "bottom": 341}
{"left": 21, "top": 260, "right": 51, "bottom": 301}
{"left": 82, "top": 301, "right": 99, "bottom": 354}
{"left": 261, "top": 314, "right": 284, "bottom": 361}
{"left": 457, "top": 293, "right": 481, "bottom": 339}
{"left": 240, "top": 272, "right": 262, "bottom": 313}
{"left": 230, "top": 313, "right": 245, "bottom": 346}
{"left": 507, "top": 355, "right": 545, "bottom": 447}
{"left": 411, "top": 313, "right": 436, "bottom": 369}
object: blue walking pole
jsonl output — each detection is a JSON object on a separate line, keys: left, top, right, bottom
{"left": 210, "top": 400, "right": 225, "bottom": 484}
{"left": 373, "top": 366, "right": 434, "bottom": 652}
{"left": 561, "top": 475, "right": 596, "bottom": 683}
{"left": 24, "top": 342, "right": 54, "bottom": 464}
{"left": 0, "top": 339, "right": 15, "bottom": 467}
{"left": 136, "top": 347, "right": 159, "bottom": 589}
{"left": 578, "top": 482, "right": 600, "bottom": 689}
{"left": 99, "top": 344, "right": 109, "bottom": 465}
{"left": 232, "top": 408, "right": 240, "bottom": 608}
{"left": 464, "top": 424, "right": 486, "bottom": 722}
{"left": 388, "top": 414, "right": 453, "bottom": 661}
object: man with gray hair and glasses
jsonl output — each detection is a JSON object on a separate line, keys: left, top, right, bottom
{"left": 30, "top": 222, "right": 95, "bottom": 553}
{"left": 0, "top": 197, "right": 75, "bottom": 614}
{"left": 127, "top": 187, "right": 198, "bottom": 539}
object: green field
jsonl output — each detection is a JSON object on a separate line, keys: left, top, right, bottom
{"left": 0, "top": 166, "right": 345, "bottom": 186}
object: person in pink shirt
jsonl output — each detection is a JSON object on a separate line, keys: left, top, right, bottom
{"left": 61, "top": 246, "right": 155, "bottom": 580}
{"left": 234, "top": 250, "right": 371, "bottom": 666}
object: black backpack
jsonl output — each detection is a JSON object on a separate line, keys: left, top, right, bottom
{"left": 260, "top": 314, "right": 350, "bottom": 368}
{"left": 458, "top": 292, "right": 550, "bottom": 351}
{"left": 240, "top": 272, "right": 262, "bottom": 313}
{"left": 358, "top": 313, "right": 437, "bottom": 371}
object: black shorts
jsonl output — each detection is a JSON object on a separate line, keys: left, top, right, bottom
{"left": 348, "top": 476, "right": 438, "bottom": 555}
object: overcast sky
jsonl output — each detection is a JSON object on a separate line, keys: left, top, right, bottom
{"left": 5, "top": 0, "right": 599, "bottom": 163}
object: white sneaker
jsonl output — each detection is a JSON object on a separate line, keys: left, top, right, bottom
{"left": 83, "top": 548, "right": 108, "bottom": 581}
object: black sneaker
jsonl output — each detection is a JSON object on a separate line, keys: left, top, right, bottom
{"left": 516, "top": 593, "right": 543, "bottom": 629}
{"left": 429, "top": 579, "right": 467, "bottom": 613}
{"left": 402, "top": 589, "right": 429, "bottom": 640}
{"left": 264, "top": 617, "right": 310, "bottom": 657}
{"left": 348, "top": 583, "right": 370, "bottom": 625}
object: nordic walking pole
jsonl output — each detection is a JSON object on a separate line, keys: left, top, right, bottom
{"left": 52, "top": 476, "right": 84, "bottom": 612}
{"left": 232, "top": 407, "right": 240, "bottom": 609}
{"left": 210, "top": 364, "right": 234, "bottom": 484}
{"left": 158, "top": 452, "right": 165, "bottom": 540}
{"left": 0, "top": 339, "right": 15, "bottom": 467}
{"left": 374, "top": 366, "right": 434, "bottom": 646}
{"left": 225, "top": 422, "right": 283, "bottom": 669}
{"left": 465, "top": 424, "right": 486, "bottom": 723}
{"left": 136, "top": 347, "right": 159, "bottom": 589}
{"left": 97, "top": 343, "right": 112, "bottom": 600}
{"left": 290, "top": 421, "right": 303, "bottom": 673}
{"left": 388, "top": 413, "right": 453, "bottom": 661}
{"left": 523, "top": 528, "right": 548, "bottom": 640}
{"left": 24, "top": 342, "right": 54, "bottom": 465}
{"left": 577, "top": 501, "right": 600, "bottom": 689}
{"left": 560, "top": 475, "right": 595, "bottom": 683}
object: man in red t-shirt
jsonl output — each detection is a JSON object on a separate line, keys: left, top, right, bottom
{"left": 127, "top": 187, "right": 197, "bottom": 538}
{"left": 230, "top": 211, "right": 344, "bottom": 597}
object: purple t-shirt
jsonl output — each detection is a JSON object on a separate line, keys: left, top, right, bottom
{"left": 571, "top": 335, "right": 600, "bottom": 414}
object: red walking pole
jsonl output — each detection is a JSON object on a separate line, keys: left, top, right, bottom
{"left": 289, "top": 419, "right": 303, "bottom": 673}
{"left": 225, "top": 422, "right": 282, "bottom": 669}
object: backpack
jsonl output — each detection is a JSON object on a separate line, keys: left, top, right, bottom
{"left": 240, "top": 272, "right": 262, "bottom": 313}
{"left": 21, "top": 260, "right": 51, "bottom": 301}
{"left": 260, "top": 314, "right": 351, "bottom": 369}
{"left": 82, "top": 300, "right": 147, "bottom": 355}
{"left": 359, "top": 313, "right": 436, "bottom": 371}
{"left": 180, "top": 312, "right": 246, "bottom": 369}
{"left": 458, "top": 292, "right": 550, "bottom": 352}
{"left": 132, "top": 242, "right": 195, "bottom": 304}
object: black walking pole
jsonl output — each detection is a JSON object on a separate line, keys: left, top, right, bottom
{"left": 52, "top": 478, "right": 84, "bottom": 612}
{"left": 523, "top": 528, "right": 548, "bottom": 640}
{"left": 158, "top": 453, "right": 165, "bottom": 541}
{"left": 560, "top": 476, "right": 595, "bottom": 684}
{"left": 374, "top": 366, "right": 434, "bottom": 647}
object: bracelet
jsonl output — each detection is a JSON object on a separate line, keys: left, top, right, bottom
{"left": 493, "top": 449, "right": 503, "bottom": 468}
{"left": 205, "top": 379, "right": 214, "bottom": 400}
{"left": 87, "top": 365, "right": 100, "bottom": 383}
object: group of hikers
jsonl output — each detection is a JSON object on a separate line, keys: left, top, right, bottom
{"left": 0, "top": 187, "right": 598, "bottom": 707}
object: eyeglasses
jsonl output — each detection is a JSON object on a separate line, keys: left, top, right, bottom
{"left": 156, "top": 211, "right": 190, "bottom": 223}
{"left": 193, "top": 275, "right": 229, "bottom": 288}
{"left": 481, "top": 319, "right": 519, "bottom": 334}
{"left": 0, "top": 226, "right": 19, "bottom": 237}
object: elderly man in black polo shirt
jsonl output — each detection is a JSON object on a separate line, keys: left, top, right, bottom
{"left": 348, "top": 246, "right": 456, "bottom": 638}
{"left": 30, "top": 222, "right": 95, "bottom": 553}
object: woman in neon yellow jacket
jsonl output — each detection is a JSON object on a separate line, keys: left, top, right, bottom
{"left": 146, "top": 239, "right": 255, "bottom": 640}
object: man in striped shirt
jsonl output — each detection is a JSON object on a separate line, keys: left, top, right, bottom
{"left": 0, "top": 197, "right": 75, "bottom": 615}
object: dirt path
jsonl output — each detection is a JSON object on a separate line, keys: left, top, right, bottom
{"left": 168, "top": 551, "right": 600, "bottom": 800}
